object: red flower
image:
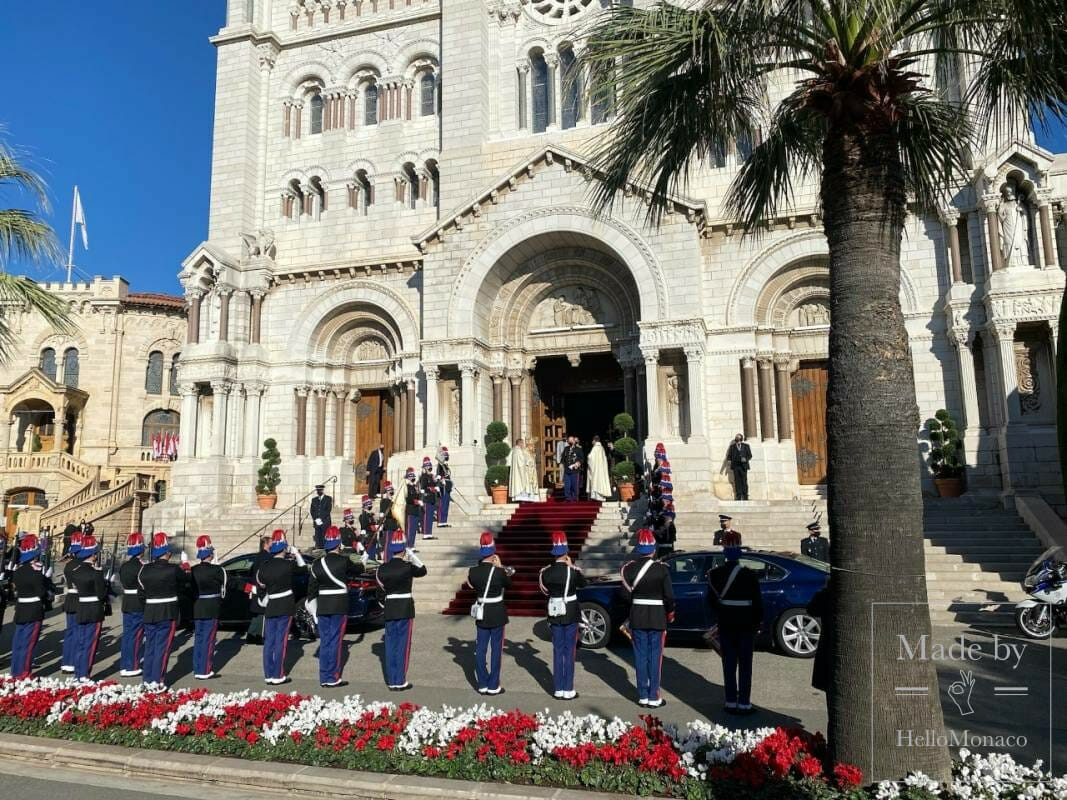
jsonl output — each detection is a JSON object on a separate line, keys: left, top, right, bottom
{"left": 798, "top": 754, "right": 823, "bottom": 778}
{"left": 834, "top": 763, "right": 864, "bottom": 789}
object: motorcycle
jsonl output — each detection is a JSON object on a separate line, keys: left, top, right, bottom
{"left": 1014, "top": 546, "right": 1067, "bottom": 639}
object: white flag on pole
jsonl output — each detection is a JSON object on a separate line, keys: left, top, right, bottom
{"left": 73, "top": 186, "right": 88, "bottom": 249}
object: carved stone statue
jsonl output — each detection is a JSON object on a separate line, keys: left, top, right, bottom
{"left": 552, "top": 295, "right": 572, "bottom": 327}
{"left": 998, "top": 183, "right": 1031, "bottom": 269}
{"left": 240, "top": 229, "right": 276, "bottom": 261}
{"left": 666, "top": 373, "right": 683, "bottom": 436}
{"left": 354, "top": 339, "right": 388, "bottom": 361}
{"left": 448, "top": 384, "right": 461, "bottom": 445}
{"left": 548, "top": 288, "right": 602, "bottom": 328}
{"left": 797, "top": 301, "right": 830, "bottom": 327}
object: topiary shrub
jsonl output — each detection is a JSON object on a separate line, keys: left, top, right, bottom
{"left": 613, "top": 412, "right": 635, "bottom": 435}
{"left": 612, "top": 461, "right": 636, "bottom": 483}
{"left": 613, "top": 436, "right": 638, "bottom": 462}
{"left": 484, "top": 421, "right": 510, "bottom": 491}
{"left": 257, "top": 438, "right": 282, "bottom": 495}
{"left": 925, "top": 410, "right": 964, "bottom": 479}
{"left": 485, "top": 464, "right": 510, "bottom": 488}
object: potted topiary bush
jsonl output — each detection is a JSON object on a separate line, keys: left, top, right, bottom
{"left": 256, "top": 437, "right": 282, "bottom": 509}
{"left": 925, "top": 409, "right": 965, "bottom": 497}
{"left": 612, "top": 412, "right": 638, "bottom": 502}
{"left": 484, "top": 421, "right": 511, "bottom": 504}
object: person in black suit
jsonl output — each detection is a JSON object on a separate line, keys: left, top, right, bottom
{"left": 620, "top": 529, "right": 675, "bottom": 708}
{"left": 560, "top": 435, "right": 585, "bottom": 502}
{"left": 139, "top": 532, "right": 191, "bottom": 688}
{"left": 309, "top": 484, "right": 333, "bottom": 550}
{"left": 800, "top": 522, "right": 829, "bottom": 562}
{"left": 366, "top": 444, "right": 386, "bottom": 498}
{"left": 707, "top": 530, "right": 764, "bottom": 714}
{"left": 538, "top": 532, "right": 587, "bottom": 699}
{"left": 726, "top": 434, "right": 753, "bottom": 500}
{"left": 466, "top": 533, "right": 513, "bottom": 695}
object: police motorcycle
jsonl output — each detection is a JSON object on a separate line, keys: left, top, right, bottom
{"left": 1014, "top": 546, "right": 1067, "bottom": 639}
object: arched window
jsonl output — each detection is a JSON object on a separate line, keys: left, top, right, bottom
{"left": 364, "top": 82, "right": 379, "bottom": 126}
{"left": 355, "top": 170, "right": 373, "bottom": 215}
{"left": 39, "top": 348, "right": 56, "bottom": 381}
{"left": 531, "top": 52, "right": 549, "bottom": 134}
{"left": 288, "top": 178, "right": 306, "bottom": 218}
{"left": 420, "top": 72, "right": 436, "bottom": 116}
{"left": 168, "top": 353, "right": 180, "bottom": 395}
{"left": 425, "top": 160, "right": 440, "bottom": 210}
{"left": 402, "top": 163, "right": 419, "bottom": 209}
{"left": 62, "top": 348, "right": 79, "bottom": 389}
{"left": 310, "top": 176, "right": 327, "bottom": 217}
{"left": 145, "top": 351, "right": 164, "bottom": 395}
{"left": 559, "top": 47, "right": 580, "bottom": 130}
{"left": 142, "top": 409, "right": 180, "bottom": 449}
{"left": 736, "top": 131, "right": 755, "bottom": 162}
{"left": 310, "top": 92, "right": 324, "bottom": 134}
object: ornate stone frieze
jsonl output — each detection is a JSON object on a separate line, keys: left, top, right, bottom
{"left": 638, "top": 319, "right": 706, "bottom": 349}
{"left": 988, "top": 292, "right": 1059, "bottom": 322}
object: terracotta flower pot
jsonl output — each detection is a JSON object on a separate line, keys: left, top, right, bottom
{"left": 933, "top": 477, "right": 964, "bottom": 498}
{"left": 257, "top": 493, "right": 278, "bottom": 510}
{"left": 618, "top": 482, "right": 635, "bottom": 502}
{"left": 491, "top": 485, "right": 509, "bottom": 505}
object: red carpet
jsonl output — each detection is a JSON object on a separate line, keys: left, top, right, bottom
{"left": 443, "top": 498, "right": 602, "bottom": 617}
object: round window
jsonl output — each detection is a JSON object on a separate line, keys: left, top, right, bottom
{"left": 529, "top": 0, "right": 595, "bottom": 23}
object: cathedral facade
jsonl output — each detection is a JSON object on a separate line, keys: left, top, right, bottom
{"left": 151, "top": 0, "right": 1067, "bottom": 530}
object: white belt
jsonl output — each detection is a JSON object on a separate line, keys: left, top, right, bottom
{"left": 554, "top": 595, "right": 578, "bottom": 602}
{"left": 385, "top": 593, "right": 412, "bottom": 600}
{"left": 479, "top": 596, "right": 504, "bottom": 604}
{"left": 17, "top": 597, "right": 42, "bottom": 604}
{"left": 146, "top": 596, "right": 178, "bottom": 604}
{"left": 719, "top": 599, "right": 753, "bottom": 607}
{"left": 66, "top": 587, "right": 78, "bottom": 594}
{"left": 123, "top": 589, "right": 138, "bottom": 595}
{"left": 78, "top": 597, "right": 100, "bottom": 603}
{"left": 318, "top": 588, "right": 347, "bottom": 595}
{"left": 268, "top": 590, "right": 293, "bottom": 600}
{"left": 632, "top": 599, "right": 664, "bottom": 606}
{"left": 198, "top": 593, "right": 221, "bottom": 599}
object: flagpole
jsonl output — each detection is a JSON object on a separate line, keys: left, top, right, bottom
{"left": 66, "top": 186, "right": 78, "bottom": 283}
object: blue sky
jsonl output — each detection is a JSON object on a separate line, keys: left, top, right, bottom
{"left": 1, "top": 4, "right": 1065, "bottom": 296}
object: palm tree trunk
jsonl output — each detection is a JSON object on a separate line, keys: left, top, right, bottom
{"left": 821, "top": 126, "right": 951, "bottom": 781}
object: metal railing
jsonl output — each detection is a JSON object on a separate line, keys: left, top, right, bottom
{"left": 219, "top": 475, "right": 339, "bottom": 559}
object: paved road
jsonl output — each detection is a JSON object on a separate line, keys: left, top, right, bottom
{"left": 0, "top": 609, "right": 1062, "bottom": 768}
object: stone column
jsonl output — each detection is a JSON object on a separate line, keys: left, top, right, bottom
{"left": 940, "top": 207, "right": 963, "bottom": 284}
{"left": 424, "top": 366, "right": 439, "bottom": 447}
{"left": 1036, "top": 189, "right": 1057, "bottom": 269}
{"left": 405, "top": 379, "right": 416, "bottom": 452}
{"left": 230, "top": 384, "right": 245, "bottom": 458}
{"left": 740, "top": 357, "right": 758, "bottom": 439}
{"left": 460, "top": 363, "right": 477, "bottom": 446}
{"left": 641, "top": 349, "right": 661, "bottom": 440}
{"left": 951, "top": 331, "right": 981, "bottom": 433}
{"left": 244, "top": 384, "right": 264, "bottom": 457}
{"left": 491, "top": 374, "right": 504, "bottom": 421}
{"left": 250, "top": 290, "right": 264, "bottom": 344}
{"left": 757, "top": 358, "right": 775, "bottom": 440}
{"left": 981, "top": 334, "right": 1002, "bottom": 427}
{"left": 333, "top": 388, "right": 346, "bottom": 457}
{"left": 992, "top": 322, "right": 1018, "bottom": 425}
{"left": 295, "top": 386, "right": 309, "bottom": 456}
{"left": 981, "top": 192, "right": 1004, "bottom": 272}
{"left": 683, "top": 348, "right": 705, "bottom": 439}
{"left": 210, "top": 381, "right": 230, "bottom": 457}
{"left": 178, "top": 383, "right": 199, "bottom": 459}
{"left": 315, "top": 388, "right": 327, "bottom": 457}
{"left": 773, "top": 356, "right": 794, "bottom": 440}
{"left": 622, "top": 362, "right": 636, "bottom": 416}
{"left": 217, "top": 288, "right": 232, "bottom": 342}
{"left": 53, "top": 401, "right": 67, "bottom": 452}
{"left": 545, "top": 52, "right": 558, "bottom": 129}
{"left": 635, "top": 362, "right": 647, "bottom": 440}
{"left": 392, "top": 384, "right": 403, "bottom": 453}
{"left": 509, "top": 371, "right": 524, "bottom": 441}
{"left": 0, "top": 408, "right": 11, "bottom": 454}
{"left": 186, "top": 291, "right": 203, "bottom": 344}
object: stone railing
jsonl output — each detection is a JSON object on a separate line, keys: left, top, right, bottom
{"left": 40, "top": 473, "right": 155, "bottom": 530}
{"left": 3, "top": 452, "right": 98, "bottom": 483}
{"left": 38, "top": 476, "right": 99, "bottom": 527}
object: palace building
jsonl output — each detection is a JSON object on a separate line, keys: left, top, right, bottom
{"left": 138, "top": 0, "right": 1067, "bottom": 538}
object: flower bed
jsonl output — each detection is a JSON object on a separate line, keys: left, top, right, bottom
{"left": 0, "top": 679, "right": 1062, "bottom": 799}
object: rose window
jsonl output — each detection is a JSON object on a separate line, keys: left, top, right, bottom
{"left": 529, "top": 0, "right": 596, "bottom": 22}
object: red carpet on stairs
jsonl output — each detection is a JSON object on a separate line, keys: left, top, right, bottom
{"left": 443, "top": 498, "right": 602, "bottom": 617}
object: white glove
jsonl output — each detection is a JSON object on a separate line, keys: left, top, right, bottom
{"left": 407, "top": 551, "right": 424, "bottom": 569}
{"left": 291, "top": 549, "right": 306, "bottom": 568}
{"left": 315, "top": 518, "right": 323, "bottom": 526}
{"left": 180, "top": 551, "right": 189, "bottom": 565}
{"left": 44, "top": 567, "right": 54, "bottom": 579}
{"left": 360, "top": 551, "right": 369, "bottom": 565}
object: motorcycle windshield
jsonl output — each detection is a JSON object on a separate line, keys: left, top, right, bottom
{"left": 1026, "top": 546, "right": 1063, "bottom": 578}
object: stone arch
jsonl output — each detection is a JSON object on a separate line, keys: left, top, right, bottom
{"left": 448, "top": 206, "right": 668, "bottom": 338}
{"left": 279, "top": 61, "right": 334, "bottom": 96}
{"left": 397, "top": 40, "right": 440, "bottom": 77}
{"left": 292, "top": 280, "right": 420, "bottom": 360}
{"left": 338, "top": 53, "right": 390, "bottom": 86}
{"left": 30, "top": 329, "right": 90, "bottom": 367}
{"left": 519, "top": 37, "right": 554, "bottom": 58}
{"left": 137, "top": 336, "right": 182, "bottom": 361}
{"left": 303, "top": 163, "right": 333, "bottom": 183}
{"left": 344, "top": 157, "right": 379, "bottom": 177}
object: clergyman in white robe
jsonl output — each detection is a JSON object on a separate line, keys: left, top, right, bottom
{"left": 587, "top": 439, "right": 612, "bottom": 501}
{"left": 508, "top": 438, "right": 539, "bottom": 502}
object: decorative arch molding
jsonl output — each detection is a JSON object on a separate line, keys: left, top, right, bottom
{"left": 416, "top": 148, "right": 441, "bottom": 164}
{"left": 344, "top": 157, "right": 379, "bottom": 176}
{"left": 281, "top": 168, "right": 309, "bottom": 185}
{"left": 30, "top": 329, "right": 90, "bottom": 363}
{"left": 303, "top": 164, "right": 334, "bottom": 183}
{"left": 279, "top": 61, "right": 335, "bottom": 96}
{"left": 447, "top": 206, "right": 668, "bottom": 338}
{"left": 293, "top": 280, "right": 420, "bottom": 360}
{"left": 394, "top": 151, "right": 423, "bottom": 170}
{"left": 397, "top": 40, "right": 440, "bottom": 76}
{"left": 337, "top": 52, "right": 391, "bottom": 86}
{"left": 138, "top": 336, "right": 182, "bottom": 361}
{"left": 519, "top": 37, "right": 554, "bottom": 57}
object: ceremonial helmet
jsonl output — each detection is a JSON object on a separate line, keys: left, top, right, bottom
{"left": 126, "top": 532, "right": 146, "bottom": 558}
{"left": 422, "top": 456, "right": 433, "bottom": 470}
{"left": 383, "top": 481, "right": 395, "bottom": 496}
{"left": 323, "top": 525, "right": 342, "bottom": 551}
{"left": 79, "top": 534, "right": 99, "bottom": 559}
{"left": 387, "top": 529, "right": 407, "bottom": 556}
{"left": 658, "top": 479, "right": 674, "bottom": 492}
{"left": 68, "top": 531, "right": 84, "bottom": 555}
{"left": 438, "top": 446, "right": 449, "bottom": 463}
{"left": 269, "top": 529, "right": 288, "bottom": 554}
{"left": 633, "top": 528, "right": 656, "bottom": 556}
{"left": 19, "top": 534, "right": 40, "bottom": 563}
{"left": 654, "top": 442, "right": 666, "bottom": 457}
{"left": 361, "top": 495, "right": 373, "bottom": 508}
{"left": 405, "top": 466, "right": 416, "bottom": 481}
{"left": 550, "top": 530, "right": 569, "bottom": 557}
{"left": 151, "top": 532, "right": 170, "bottom": 559}
{"left": 196, "top": 535, "right": 215, "bottom": 561}
{"left": 479, "top": 531, "right": 496, "bottom": 558}
{"left": 343, "top": 507, "right": 355, "bottom": 521}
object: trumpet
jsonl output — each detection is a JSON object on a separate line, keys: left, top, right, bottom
{"left": 503, "top": 565, "right": 516, "bottom": 577}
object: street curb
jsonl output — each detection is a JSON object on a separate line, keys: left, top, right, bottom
{"left": 0, "top": 732, "right": 630, "bottom": 800}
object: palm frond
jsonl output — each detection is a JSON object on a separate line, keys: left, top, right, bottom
{"left": 893, "top": 92, "right": 975, "bottom": 211}
{"left": 0, "top": 273, "right": 73, "bottom": 362}
{"left": 0, "top": 137, "right": 51, "bottom": 210}
{"left": 0, "top": 209, "right": 62, "bottom": 267}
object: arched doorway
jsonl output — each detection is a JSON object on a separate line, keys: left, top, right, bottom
{"left": 4, "top": 487, "right": 48, "bottom": 536}
{"left": 11, "top": 399, "right": 57, "bottom": 453}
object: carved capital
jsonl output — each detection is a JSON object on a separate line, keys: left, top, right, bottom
{"left": 640, "top": 347, "right": 660, "bottom": 365}
{"left": 424, "top": 365, "right": 440, "bottom": 382}
{"left": 295, "top": 384, "right": 311, "bottom": 398}
{"left": 991, "top": 321, "right": 1016, "bottom": 342}
{"left": 938, "top": 206, "right": 960, "bottom": 226}
{"left": 979, "top": 192, "right": 1000, "bottom": 212}
{"left": 1033, "top": 187, "right": 1053, "bottom": 208}
{"left": 683, "top": 346, "right": 705, "bottom": 363}
{"left": 741, "top": 356, "right": 757, "bottom": 370}
{"left": 460, "top": 362, "right": 478, "bottom": 379}
{"left": 257, "top": 43, "right": 279, "bottom": 71}
{"left": 210, "top": 380, "right": 232, "bottom": 395}
{"left": 177, "top": 382, "right": 199, "bottom": 398}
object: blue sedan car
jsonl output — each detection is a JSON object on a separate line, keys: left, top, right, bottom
{"left": 577, "top": 549, "right": 828, "bottom": 658}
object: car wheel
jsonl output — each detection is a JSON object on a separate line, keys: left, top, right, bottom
{"left": 294, "top": 599, "right": 319, "bottom": 641}
{"left": 776, "top": 609, "right": 820, "bottom": 658}
{"left": 579, "top": 602, "right": 612, "bottom": 649}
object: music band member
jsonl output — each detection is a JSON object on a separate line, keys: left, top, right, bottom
{"left": 403, "top": 468, "right": 422, "bottom": 550}
{"left": 419, "top": 456, "right": 439, "bottom": 541}
{"left": 539, "top": 531, "right": 587, "bottom": 699}
{"left": 375, "top": 530, "right": 426, "bottom": 690}
{"left": 435, "top": 447, "right": 453, "bottom": 527}
{"left": 9, "top": 535, "right": 48, "bottom": 679}
{"left": 118, "top": 533, "right": 147, "bottom": 677}
{"left": 191, "top": 535, "right": 226, "bottom": 679}
{"left": 71, "top": 534, "right": 107, "bottom": 681}
{"left": 309, "top": 526, "right": 365, "bottom": 687}
{"left": 620, "top": 529, "right": 674, "bottom": 708}
{"left": 466, "top": 532, "right": 512, "bottom": 695}
{"left": 256, "top": 529, "right": 306, "bottom": 684}
{"left": 60, "top": 531, "right": 84, "bottom": 673}
{"left": 138, "top": 532, "right": 189, "bottom": 689}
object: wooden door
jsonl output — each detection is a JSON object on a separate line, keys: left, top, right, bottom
{"left": 352, "top": 390, "right": 396, "bottom": 493}
{"left": 531, "top": 385, "right": 566, "bottom": 488}
{"left": 791, "top": 362, "right": 828, "bottom": 485}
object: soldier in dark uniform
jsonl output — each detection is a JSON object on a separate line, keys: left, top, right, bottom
{"left": 245, "top": 535, "right": 272, "bottom": 643}
{"left": 707, "top": 530, "right": 764, "bottom": 714}
{"left": 340, "top": 507, "right": 360, "bottom": 552}
{"left": 466, "top": 532, "right": 512, "bottom": 695}
{"left": 191, "top": 535, "right": 226, "bottom": 679}
{"left": 256, "top": 529, "right": 306, "bottom": 684}
{"left": 309, "top": 484, "right": 333, "bottom": 550}
{"left": 9, "top": 534, "right": 48, "bottom": 679}
{"left": 379, "top": 483, "right": 400, "bottom": 560}
{"left": 0, "top": 532, "right": 13, "bottom": 632}
{"left": 560, "top": 436, "right": 585, "bottom": 502}
{"left": 403, "top": 468, "right": 422, "bottom": 550}
{"left": 620, "top": 528, "right": 675, "bottom": 708}
{"left": 71, "top": 534, "right": 107, "bottom": 680}
{"left": 714, "top": 514, "right": 740, "bottom": 547}
{"left": 309, "top": 526, "right": 365, "bottom": 687}
{"left": 435, "top": 447, "right": 453, "bottom": 527}
{"left": 800, "top": 522, "right": 829, "bottom": 562}
{"left": 60, "top": 531, "right": 84, "bottom": 673}
{"left": 375, "top": 530, "right": 426, "bottom": 690}
{"left": 138, "top": 532, "right": 189, "bottom": 689}
{"left": 538, "top": 531, "right": 587, "bottom": 699}
{"left": 357, "top": 497, "right": 379, "bottom": 559}
{"left": 651, "top": 511, "right": 677, "bottom": 559}
{"left": 727, "top": 434, "right": 753, "bottom": 500}
{"left": 118, "top": 533, "right": 147, "bottom": 677}
{"left": 419, "top": 456, "right": 439, "bottom": 542}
